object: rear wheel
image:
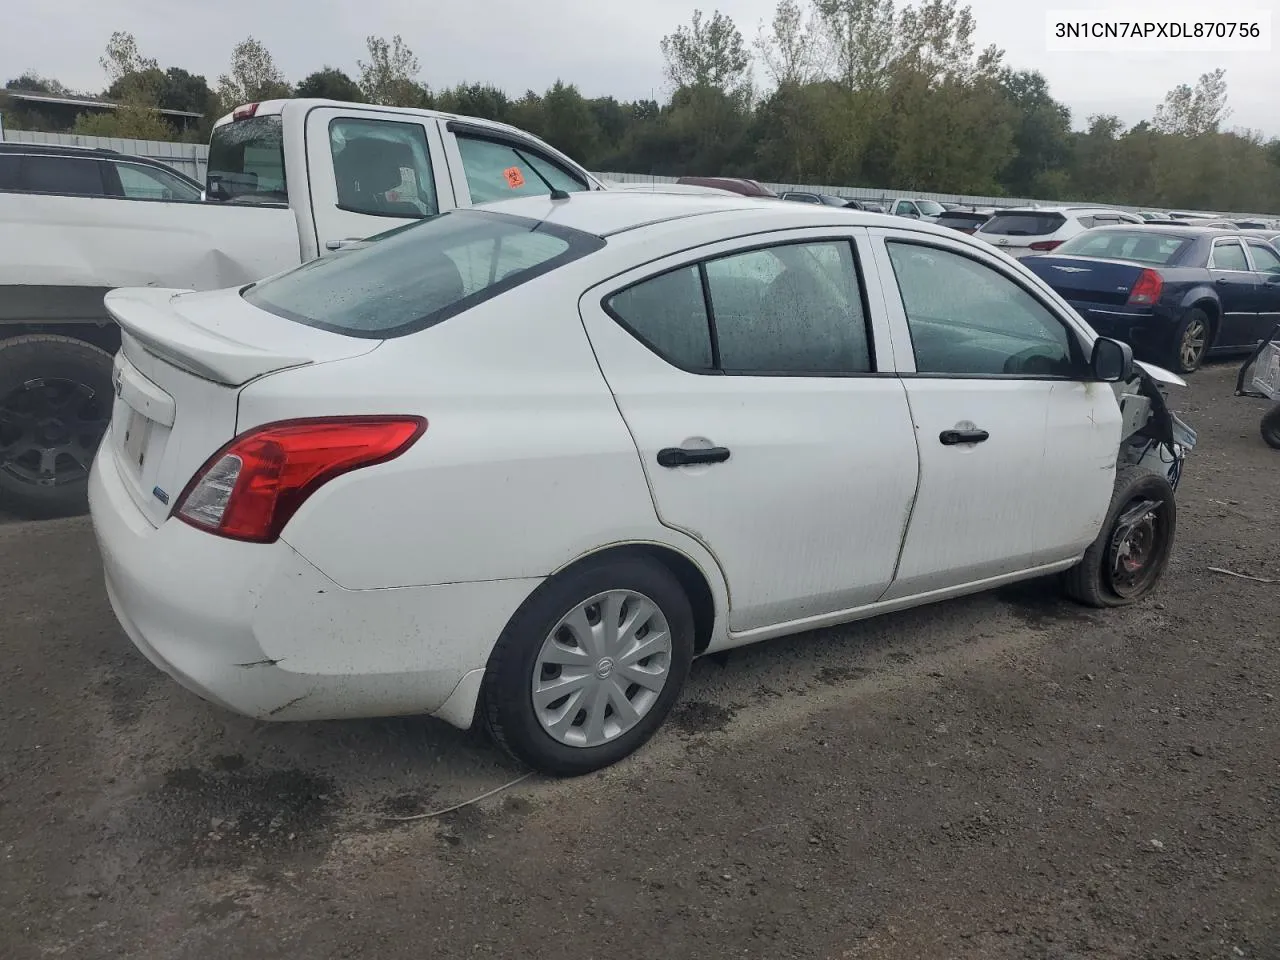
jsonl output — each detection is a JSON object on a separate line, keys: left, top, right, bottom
{"left": 1262, "top": 404, "right": 1280, "bottom": 450}
{"left": 1062, "top": 466, "right": 1177, "bottom": 608}
{"left": 1169, "top": 309, "right": 1211, "bottom": 374}
{"left": 0, "top": 335, "right": 114, "bottom": 518}
{"left": 482, "top": 554, "right": 695, "bottom": 776}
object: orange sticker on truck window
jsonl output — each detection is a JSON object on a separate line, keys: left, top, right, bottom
{"left": 504, "top": 166, "right": 525, "bottom": 189}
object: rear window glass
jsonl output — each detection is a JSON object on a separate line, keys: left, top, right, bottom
{"left": 22, "top": 155, "right": 105, "bottom": 196}
{"left": 980, "top": 212, "right": 1067, "bottom": 236}
{"left": 936, "top": 213, "right": 987, "bottom": 228}
{"left": 1054, "top": 231, "right": 1190, "bottom": 265}
{"left": 207, "top": 116, "right": 287, "bottom": 203}
{"left": 242, "top": 210, "right": 603, "bottom": 338}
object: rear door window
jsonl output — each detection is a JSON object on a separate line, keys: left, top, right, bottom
{"left": 980, "top": 212, "right": 1067, "bottom": 236}
{"left": 329, "top": 117, "right": 438, "bottom": 218}
{"left": 455, "top": 136, "right": 588, "bottom": 205}
{"left": 1246, "top": 241, "right": 1280, "bottom": 274}
{"left": 113, "top": 162, "right": 202, "bottom": 201}
{"left": 21, "top": 155, "right": 106, "bottom": 196}
{"left": 1210, "top": 240, "right": 1250, "bottom": 271}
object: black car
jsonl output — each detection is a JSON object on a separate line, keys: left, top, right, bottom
{"left": 934, "top": 209, "right": 992, "bottom": 235}
{"left": 1023, "top": 225, "right": 1280, "bottom": 373}
{"left": 0, "top": 142, "right": 203, "bottom": 201}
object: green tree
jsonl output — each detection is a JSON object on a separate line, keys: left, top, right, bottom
{"left": 5, "top": 72, "right": 70, "bottom": 94}
{"left": 755, "top": 0, "right": 824, "bottom": 87}
{"left": 296, "top": 67, "right": 365, "bottom": 102}
{"left": 1153, "top": 68, "right": 1230, "bottom": 136}
{"left": 535, "top": 81, "right": 602, "bottom": 166}
{"left": 813, "top": 0, "right": 898, "bottom": 91}
{"left": 71, "top": 106, "right": 172, "bottom": 140}
{"left": 435, "top": 83, "right": 510, "bottom": 122}
{"left": 997, "top": 69, "right": 1073, "bottom": 197}
{"left": 660, "top": 9, "right": 753, "bottom": 102}
{"left": 358, "top": 35, "right": 429, "bottom": 107}
{"left": 217, "top": 37, "right": 291, "bottom": 113}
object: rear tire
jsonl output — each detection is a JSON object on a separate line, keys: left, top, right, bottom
{"left": 1062, "top": 466, "right": 1177, "bottom": 608}
{"left": 1262, "top": 404, "right": 1280, "bottom": 450}
{"left": 0, "top": 335, "right": 114, "bottom": 519}
{"left": 1168, "top": 308, "right": 1211, "bottom": 374}
{"left": 482, "top": 554, "right": 695, "bottom": 776}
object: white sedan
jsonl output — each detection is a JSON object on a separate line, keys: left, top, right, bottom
{"left": 88, "top": 193, "right": 1195, "bottom": 776}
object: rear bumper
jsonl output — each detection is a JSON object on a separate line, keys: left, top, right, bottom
{"left": 1067, "top": 302, "right": 1172, "bottom": 355}
{"left": 88, "top": 437, "right": 542, "bottom": 726}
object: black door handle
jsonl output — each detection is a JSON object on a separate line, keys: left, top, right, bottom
{"left": 657, "top": 446, "right": 731, "bottom": 468}
{"left": 1217, "top": 277, "right": 1231, "bottom": 284}
{"left": 939, "top": 429, "right": 990, "bottom": 446}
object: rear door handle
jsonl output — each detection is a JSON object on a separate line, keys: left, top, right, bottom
{"left": 939, "top": 429, "right": 990, "bottom": 446}
{"left": 657, "top": 446, "right": 731, "bottom": 468}
{"left": 325, "top": 238, "right": 365, "bottom": 251}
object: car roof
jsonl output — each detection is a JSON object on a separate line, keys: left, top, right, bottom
{"left": 0, "top": 142, "right": 120, "bottom": 156}
{"left": 467, "top": 190, "right": 961, "bottom": 240}
{"left": 992, "top": 206, "right": 1128, "bottom": 214}
{"left": 1087, "top": 224, "right": 1231, "bottom": 239}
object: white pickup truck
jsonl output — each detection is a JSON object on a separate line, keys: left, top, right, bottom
{"left": 0, "top": 98, "right": 606, "bottom": 515}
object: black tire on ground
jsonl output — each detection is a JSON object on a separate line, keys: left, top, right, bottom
{"left": 1168, "top": 308, "right": 1212, "bottom": 374}
{"left": 1062, "top": 465, "right": 1178, "bottom": 609}
{"left": 482, "top": 553, "right": 695, "bottom": 776}
{"left": 0, "top": 334, "right": 115, "bottom": 518}
{"left": 1262, "top": 405, "right": 1280, "bottom": 450}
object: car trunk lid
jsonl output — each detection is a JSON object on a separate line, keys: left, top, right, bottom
{"left": 103, "top": 287, "right": 379, "bottom": 527}
{"left": 1022, "top": 256, "right": 1150, "bottom": 306}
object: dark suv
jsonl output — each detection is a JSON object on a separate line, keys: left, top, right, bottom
{"left": 0, "top": 143, "right": 203, "bottom": 201}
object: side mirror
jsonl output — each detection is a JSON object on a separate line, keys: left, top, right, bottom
{"left": 1091, "top": 337, "right": 1134, "bottom": 382}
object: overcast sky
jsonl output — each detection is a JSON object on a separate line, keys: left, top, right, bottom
{"left": 4, "top": 0, "right": 1278, "bottom": 135}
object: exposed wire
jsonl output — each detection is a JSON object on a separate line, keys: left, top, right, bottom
{"left": 380, "top": 772, "right": 535, "bottom": 822}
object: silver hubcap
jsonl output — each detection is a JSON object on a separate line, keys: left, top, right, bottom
{"left": 532, "top": 590, "right": 672, "bottom": 748}
{"left": 1180, "top": 319, "right": 1207, "bottom": 369}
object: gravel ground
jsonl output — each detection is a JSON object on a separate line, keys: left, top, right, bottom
{"left": 2, "top": 362, "right": 1277, "bottom": 960}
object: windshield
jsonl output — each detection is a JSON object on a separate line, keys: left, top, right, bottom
{"left": 207, "top": 116, "right": 287, "bottom": 203}
{"left": 243, "top": 210, "right": 604, "bottom": 338}
{"left": 980, "top": 212, "right": 1067, "bottom": 237}
{"left": 916, "top": 200, "right": 945, "bottom": 217}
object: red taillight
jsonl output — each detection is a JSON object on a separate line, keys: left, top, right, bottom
{"left": 174, "top": 417, "right": 426, "bottom": 543}
{"left": 232, "top": 102, "right": 259, "bottom": 120}
{"left": 1127, "top": 268, "right": 1164, "bottom": 306}
{"left": 1029, "top": 240, "right": 1064, "bottom": 251}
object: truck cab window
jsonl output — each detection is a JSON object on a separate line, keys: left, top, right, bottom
{"left": 207, "top": 115, "right": 287, "bottom": 203}
{"left": 456, "top": 136, "right": 588, "bottom": 205}
{"left": 328, "top": 118, "right": 438, "bottom": 219}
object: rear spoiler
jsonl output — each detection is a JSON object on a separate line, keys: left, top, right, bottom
{"left": 104, "top": 287, "right": 311, "bottom": 386}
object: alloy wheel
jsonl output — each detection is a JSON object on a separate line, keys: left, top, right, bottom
{"left": 0, "top": 377, "right": 109, "bottom": 489}
{"left": 1179, "top": 318, "right": 1207, "bottom": 371}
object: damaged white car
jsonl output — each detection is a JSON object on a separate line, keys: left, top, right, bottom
{"left": 88, "top": 193, "right": 1195, "bottom": 776}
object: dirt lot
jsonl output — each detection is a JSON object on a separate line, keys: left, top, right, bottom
{"left": 2, "top": 362, "right": 1277, "bottom": 960}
